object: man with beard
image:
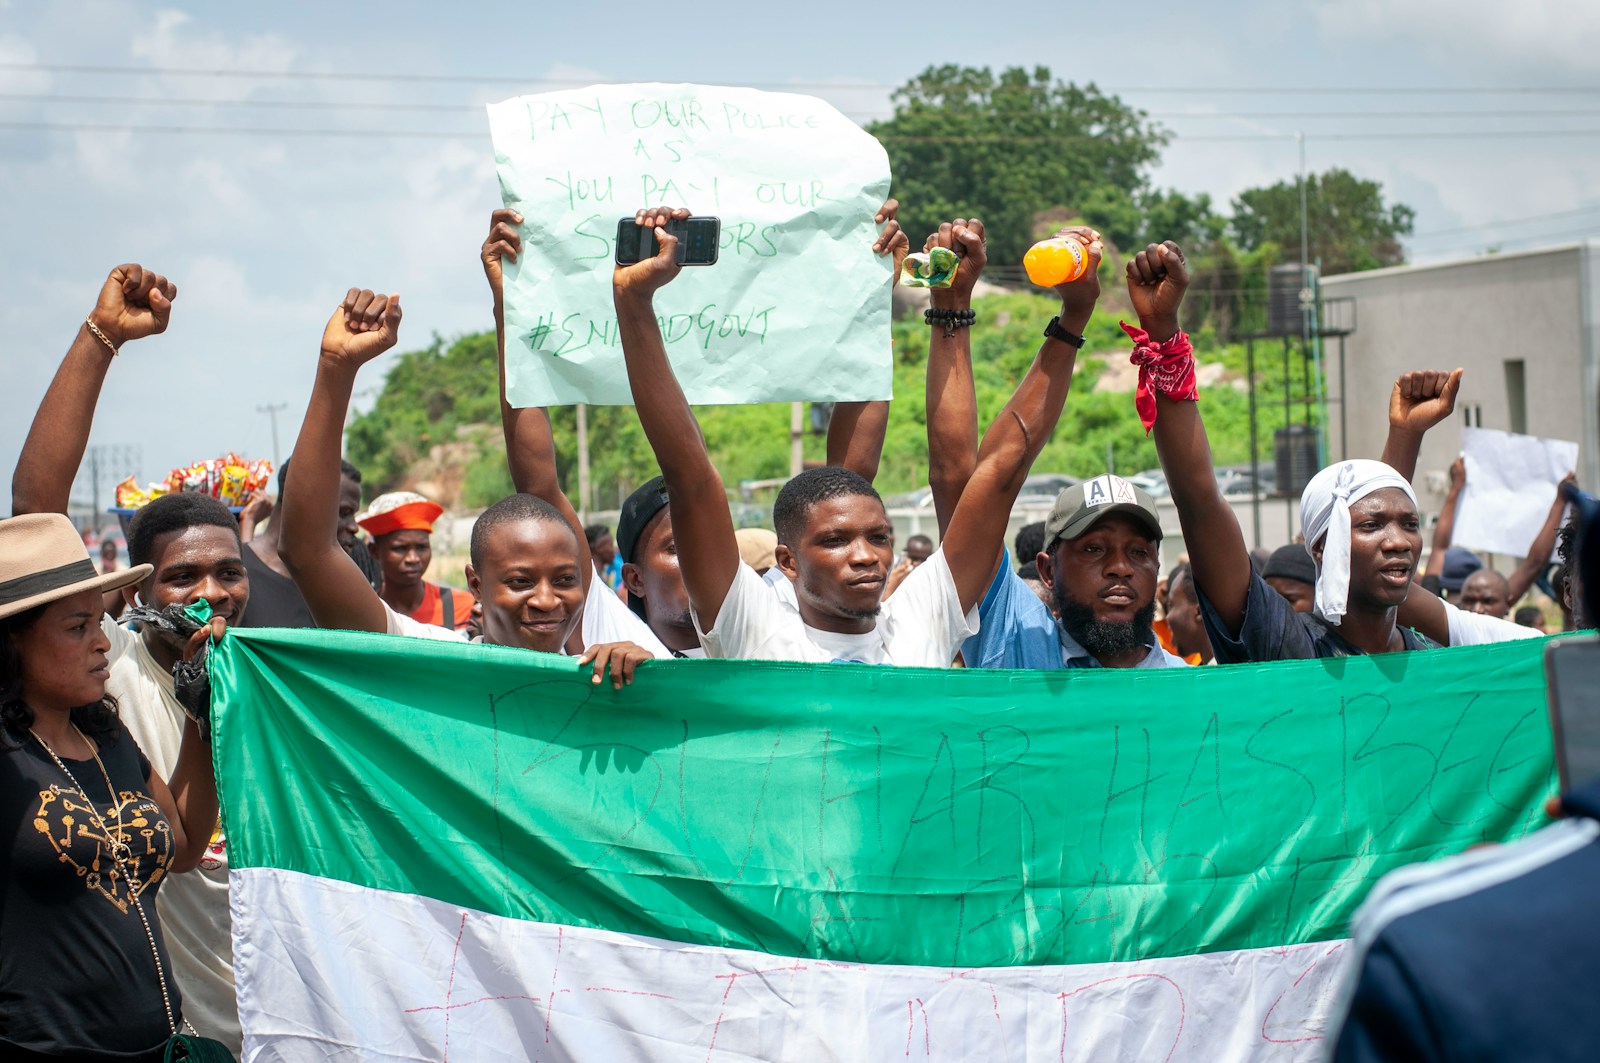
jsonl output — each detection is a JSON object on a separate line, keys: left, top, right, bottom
{"left": 963, "top": 475, "right": 1187, "bottom": 669}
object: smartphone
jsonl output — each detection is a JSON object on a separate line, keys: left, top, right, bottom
{"left": 614, "top": 216, "right": 721, "bottom": 266}
{"left": 1545, "top": 634, "right": 1600, "bottom": 790}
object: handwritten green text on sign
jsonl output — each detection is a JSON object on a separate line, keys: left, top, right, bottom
{"left": 487, "top": 83, "right": 894, "bottom": 408}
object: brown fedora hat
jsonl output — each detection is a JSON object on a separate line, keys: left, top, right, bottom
{"left": 0, "top": 513, "right": 152, "bottom": 622}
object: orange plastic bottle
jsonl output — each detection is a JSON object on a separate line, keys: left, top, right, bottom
{"left": 1023, "top": 235, "right": 1091, "bottom": 287}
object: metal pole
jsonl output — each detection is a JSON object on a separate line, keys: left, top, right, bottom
{"left": 576, "top": 402, "right": 591, "bottom": 524}
{"left": 89, "top": 446, "right": 101, "bottom": 534}
{"left": 257, "top": 402, "right": 289, "bottom": 467}
{"left": 790, "top": 401, "right": 804, "bottom": 477}
{"left": 1339, "top": 335, "right": 1349, "bottom": 461}
{"left": 1283, "top": 337, "right": 1294, "bottom": 543}
{"left": 1247, "top": 338, "right": 1261, "bottom": 550}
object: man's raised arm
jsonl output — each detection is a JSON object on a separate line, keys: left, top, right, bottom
{"left": 277, "top": 289, "right": 403, "bottom": 634}
{"left": 1510, "top": 471, "right": 1575, "bottom": 602}
{"left": 613, "top": 207, "right": 741, "bottom": 628}
{"left": 482, "top": 207, "right": 597, "bottom": 586}
{"left": 938, "top": 226, "right": 1103, "bottom": 612}
{"left": 1136, "top": 242, "right": 1255, "bottom": 635}
{"left": 822, "top": 199, "right": 907, "bottom": 484}
{"left": 12, "top": 265, "right": 176, "bottom": 515}
{"left": 923, "top": 219, "right": 986, "bottom": 539}
{"left": 1421, "top": 456, "right": 1465, "bottom": 583}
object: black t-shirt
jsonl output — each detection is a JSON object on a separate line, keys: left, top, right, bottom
{"left": 1, "top": 720, "right": 181, "bottom": 1058}
{"left": 238, "top": 541, "right": 317, "bottom": 629}
{"left": 1198, "top": 568, "right": 1436, "bottom": 663}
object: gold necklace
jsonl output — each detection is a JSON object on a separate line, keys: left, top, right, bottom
{"left": 29, "top": 724, "right": 138, "bottom": 885}
{"left": 28, "top": 723, "right": 183, "bottom": 1036}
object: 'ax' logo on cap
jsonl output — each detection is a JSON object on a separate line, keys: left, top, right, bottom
{"left": 1084, "top": 475, "right": 1137, "bottom": 508}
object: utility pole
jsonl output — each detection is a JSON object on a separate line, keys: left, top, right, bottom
{"left": 89, "top": 446, "right": 102, "bottom": 527}
{"left": 79, "top": 444, "right": 140, "bottom": 533}
{"left": 576, "top": 402, "right": 591, "bottom": 523}
{"left": 257, "top": 402, "right": 289, "bottom": 466}
{"left": 789, "top": 401, "right": 804, "bottom": 477}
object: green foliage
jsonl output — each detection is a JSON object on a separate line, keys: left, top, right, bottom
{"left": 347, "top": 289, "right": 1326, "bottom": 514}
{"left": 1231, "top": 167, "right": 1416, "bottom": 275}
{"left": 867, "top": 65, "right": 1169, "bottom": 267}
{"left": 344, "top": 331, "right": 502, "bottom": 491}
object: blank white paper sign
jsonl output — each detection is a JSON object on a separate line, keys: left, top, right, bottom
{"left": 1454, "top": 427, "right": 1577, "bottom": 557}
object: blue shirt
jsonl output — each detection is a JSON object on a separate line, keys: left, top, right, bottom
{"left": 962, "top": 553, "right": 1188, "bottom": 670}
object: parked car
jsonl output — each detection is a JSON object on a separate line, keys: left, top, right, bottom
{"left": 1216, "top": 464, "right": 1278, "bottom": 498}
{"left": 1126, "top": 469, "right": 1169, "bottom": 499}
{"left": 1016, "top": 473, "right": 1082, "bottom": 506}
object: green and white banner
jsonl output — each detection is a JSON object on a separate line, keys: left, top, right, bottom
{"left": 212, "top": 630, "right": 1554, "bottom": 1061}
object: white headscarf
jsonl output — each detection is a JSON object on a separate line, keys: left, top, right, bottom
{"left": 1298, "top": 459, "right": 1418, "bottom": 626}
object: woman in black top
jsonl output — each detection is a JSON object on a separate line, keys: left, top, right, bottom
{"left": 0, "top": 512, "right": 222, "bottom": 1061}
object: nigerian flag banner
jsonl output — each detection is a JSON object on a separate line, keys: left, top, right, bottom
{"left": 211, "top": 629, "right": 1554, "bottom": 1061}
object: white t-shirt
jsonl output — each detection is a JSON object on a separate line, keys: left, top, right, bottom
{"left": 763, "top": 566, "right": 799, "bottom": 612}
{"left": 1442, "top": 600, "right": 1545, "bottom": 647}
{"left": 581, "top": 566, "right": 670, "bottom": 657}
{"left": 386, "top": 565, "right": 669, "bottom": 658}
{"left": 694, "top": 547, "right": 978, "bottom": 665}
{"left": 103, "top": 618, "right": 240, "bottom": 1054}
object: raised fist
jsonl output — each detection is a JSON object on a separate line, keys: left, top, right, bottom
{"left": 90, "top": 264, "right": 177, "bottom": 348}
{"left": 925, "top": 217, "right": 987, "bottom": 308}
{"left": 320, "top": 288, "right": 402, "bottom": 367}
{"left": 1124, "top": 242, "right": 1188, "bottom": 340}
{"left": 1389, "top": 369, "right": 1463, "bottom": 436}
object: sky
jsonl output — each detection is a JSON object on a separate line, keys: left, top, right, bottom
{"left": 1, "top": 0, "right": 1596, "bottom": 515}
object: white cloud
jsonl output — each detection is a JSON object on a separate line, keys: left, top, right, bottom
{"left": 1312, "top": 0, "right": 1600, "bottom": 73}
{"left": 130, "top": 8, "right": 299, "bottom": 100}
{"left": 0, "top": 32, "right": 50, "bottom": 92}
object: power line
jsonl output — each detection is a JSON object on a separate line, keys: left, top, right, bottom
{"left": 7, "top": 91, "right": 1600, "bottom": 125}
{"left": 5, "top": 119, "right": 1600, "bottom": 143}
{"left": 1146, "top": 108, "right": 1600, "bottom": 120}
{"left": 0, "top": 62, "right": 897, "bottom": 90}
{"left": 0, "top": 91, "right": 887, "bottom": 121}
{"left": 1410, "top": 203, "right": 1600, "bottom": 239}
{"left": 0, "top": 120, "right": 475, "bottom": 139}
{"left": 2, "top": 62, "right": 1597, "bottom": 96}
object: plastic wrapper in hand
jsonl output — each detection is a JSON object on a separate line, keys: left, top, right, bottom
{"left": 125, "top": 599, "right": 216, "bottom": 740}
{"left": 898, "top": 247, "right": 959, "bottom": 289}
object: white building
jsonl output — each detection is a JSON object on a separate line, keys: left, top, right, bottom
{"left": 1321, "top": 241, "right": 1600, "bottom": 527}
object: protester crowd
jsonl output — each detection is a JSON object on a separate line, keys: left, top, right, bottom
{"left": 1, "top": 195, "right": 1594, "bottom": 1061}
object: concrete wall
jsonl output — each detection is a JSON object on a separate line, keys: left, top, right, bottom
{"left": 1321, "top": 243, "right": 1599, "bottom": 524}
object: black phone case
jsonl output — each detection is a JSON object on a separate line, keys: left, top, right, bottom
{"left": 615, "top": 216, "right": 721, "bottom": 266}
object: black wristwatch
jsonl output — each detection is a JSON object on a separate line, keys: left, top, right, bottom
{"left": 1043, "top": 316, "right": 1085, "bottom": 348}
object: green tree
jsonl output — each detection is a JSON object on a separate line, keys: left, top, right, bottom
{"left": 868, "top": 65, "right": 1169, "bottom": 268}
{"left": 1230, "top": 168, "right": 1415, "bottom": 275}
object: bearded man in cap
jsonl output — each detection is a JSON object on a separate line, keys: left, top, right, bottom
{"left": 964, "top": 474, "right": 1188, "bottom": 669}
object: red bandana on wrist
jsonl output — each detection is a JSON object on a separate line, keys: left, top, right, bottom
{"left": 1121, "top": 321, "right": 1197, "bottom": 433}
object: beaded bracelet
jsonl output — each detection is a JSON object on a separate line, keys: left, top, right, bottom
{"left": 924, "top": 307, "right": 977, "bottom": 337}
